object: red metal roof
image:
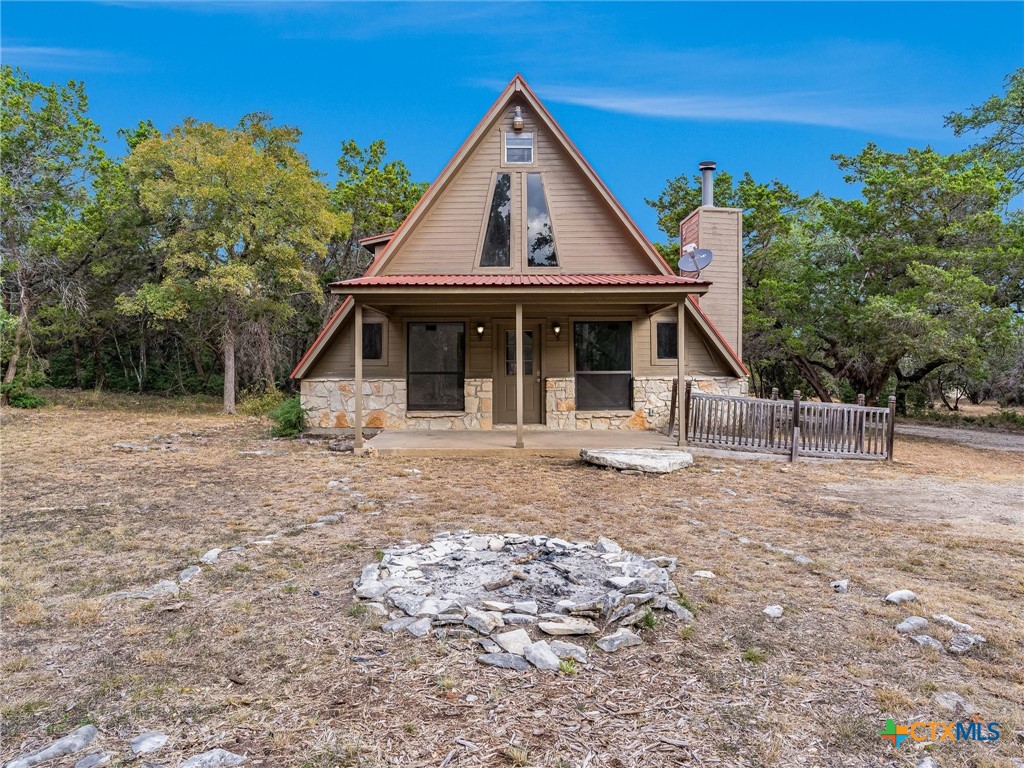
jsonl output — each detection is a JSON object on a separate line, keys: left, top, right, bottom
{"left": 357, "top": 232, "right": 397, "bottom": 246}
{"left": 333, "top": 273, "right": 707, "bottom": 288}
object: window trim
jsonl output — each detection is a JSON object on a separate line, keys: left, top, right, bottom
{"left": 501, "top": 130, "right": 535, "bottom": 167}
{"left": 361, "top": 321, "right": 385, "bottom": 364}
{"left": 572, "top": 320, "right": 634, "bottom": 411}
{"left": 522, "top": 171, "right": 561, "bottom": 270}
{"left": 474, "top": 170, "right": 515, "bottom": 272}
{"left": 649, "top": 315, "right": 682, "bottom": 367}
{"left": 406, "top": 321, "right": 466, "bottom": 413}
{"left": 354, "top": 315, "right": 388, "bottom": 368}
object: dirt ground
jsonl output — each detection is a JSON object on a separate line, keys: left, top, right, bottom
{"left": 2, "top": 394, "right": 1023, "bottom": 768}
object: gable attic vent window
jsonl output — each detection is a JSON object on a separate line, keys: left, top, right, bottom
{"left": 505, "top": 132, "right": 533, "bottom": 164}
{"left": 526, "top": 173, "right": 558, "bottom": 267}
{"left": 480, "top": 173, "right": 512, "bottom": 267}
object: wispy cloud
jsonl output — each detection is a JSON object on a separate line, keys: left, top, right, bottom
{"left": 1, "top": 45, "right": 137, "bottom": 72}
{"left": 535, "top": 84, "right": 940, "bottom": 138}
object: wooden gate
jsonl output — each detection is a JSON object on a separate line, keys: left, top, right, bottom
{"left": 668, "top": 384, "right": 896, "bottom": 461}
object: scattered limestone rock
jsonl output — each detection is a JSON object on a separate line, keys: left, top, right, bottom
{"left": 691, "top": 570, "right": 716, "bottom": 579}
{"left": 917, "top": 758, "right": 939, "bottom": 768}
{"left": 895, "top": 616, "right": 928, "bottom": 634}
{"left": 934, "top": 690, "right": 978, "bottom": 714}
{"left": 130, "top": 733, "right": 169, "bottom": 757}
{"left": 830, "top": 579, "right": 849, "bottom": 593}
{"left": 401, "top": 468, "right": 421, "bottom": 477}
{"left": 932, "top": 614, "right": 974, "bottom": 632}
{"left": 381, "top": 616, "right": 416, "bottom": 634}
{"left": 538, "top": 618, "right": 599, "bottom": 636}
{"left": 885, "top": 589, "right": 917, "bottom": 604}
{"left": 580, "top": 448, "right": 694, "bottom": 474}
{"left": 477, "top": 653, "right": 530, "bottom": 670}
{"left": 74, "top": 754, "right": 111, "bottom": 768}
{"left": 763, "top": 605, "right": 784, "bottom": 619}
{"left": 595, "top": 537, "right": 622, "bottom": 554}
{"left": 550, "top": 640, "right": 588, "bottom": 662}
{"left": 405, "top": 618, "right": 432, "bottom": 638}
{"left": 200, "top": 548, "right": 222, "bottom": 565}
{"left": 108, "top": 580, "right": 180, "bottom": 601}
{"left": 948, "top": 633, "right": 986, "bottom": 655}
{"left": 596, "top": 628, "right": 643, "bottom": 653}
{"left": 494, "top": 628, "right": 533, "bottom": 656}
{"left": 523, "top": 640, "right": 562, "bottom": 671}
{"left": 908, "top": 635, "right": 944, "bottom": 651}
{"left": 177, "top": 749, "right": 245, "bottom": 768}
{"left": 4, "top": 725, "right": 98, "bottom": 768}
{"left": 513, "top": 600, "right": 538, "bottom": 615}
{"left": 177, "top": 566, "right": 200, "bottom": 584}
{"left": 792, "top": 555, "right": 813, "bottom": 566}
{"left": 463, "top": 611, "right": 500, "bottom": 635}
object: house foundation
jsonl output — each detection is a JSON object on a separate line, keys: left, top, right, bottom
{"left": 301, "top": 375, "right": 745, "bottom": 432}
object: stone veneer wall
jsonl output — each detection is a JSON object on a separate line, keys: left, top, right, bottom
{"left": 301, "top": 378, "right": 492, "bottom": 431}
{"left": 545, "top": 376, "right": 748, "bottom": 431}
{"left": 302, "top": 375, "right": 746, "bottom": 432}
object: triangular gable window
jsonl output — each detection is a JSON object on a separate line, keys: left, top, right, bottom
{"left": 527, "top": 173, "right": 558, "bottom": 267}
{"left": 480, "top": 173, "right": 512, "bottom": 267}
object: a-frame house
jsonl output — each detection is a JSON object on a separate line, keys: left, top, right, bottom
{"left": 292, "top": 75, "right": 747, "bottom": 450}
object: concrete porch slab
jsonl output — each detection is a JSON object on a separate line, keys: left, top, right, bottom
{"left": 367, "top": 429, "right": 682, "bottom": 457}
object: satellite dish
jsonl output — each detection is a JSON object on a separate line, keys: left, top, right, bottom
{"left": 679, "top": 248, "right": 714, "bottom": 275}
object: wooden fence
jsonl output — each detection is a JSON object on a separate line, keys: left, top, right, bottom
{"left": 667, "top": 383, "right": 896, "bottom": 461}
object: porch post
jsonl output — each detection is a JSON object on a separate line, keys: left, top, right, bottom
{"left": 677, "top": 301, "right": 686, "bottom": 447}
{"left": 515, "top": 302, "right": 524, "bottom": 449}
{"left": 353, "top": 300, "right": 364, "bottom": 453}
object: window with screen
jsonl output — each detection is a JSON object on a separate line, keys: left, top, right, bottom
{"left": 656, "top": 322, "right": 677, "bottom": 360}
{"left": 526, "top": 173, "right": 558, "bottom": 267}
{"left": 480, "top": 174, "right": 512, "bottom": 267}
{"left": 574, "top": 321, "right": 632, "bottom": 410}
{"left": 362, "top": 323, "right": 383, "bottom": 361}
{"left": 407, "top": 323, "right": 465, "bottom": 411}
{"left": 505, "top": 132, "right": 533, "bottom": 164}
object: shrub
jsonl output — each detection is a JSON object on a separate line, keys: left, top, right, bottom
{"left": 238, "top": 388, "right": 286, "bottom": 416}
{"left": 268, "top": 396, "right": 307, "bottom": 437}
{"left": 1, "top": 383, "right": 47, "bottom": 408}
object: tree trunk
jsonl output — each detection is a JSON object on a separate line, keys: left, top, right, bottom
{"left": 790, "top": 355, "right": 833, "bottom": 403}
{"left": 186, "top": 339, "right": 207, "bottom": 381}
{"left": 91, "top": 333, "right": 106, "bottom": 390}
{"left": 222, "top": 300, "right": 238, "bottom": 414}
{"left": 2, "top": 294, "right": 30, "bottom": 404}
{"left": 259, "top": 317, "right": 275, "bottom": 393}
{"left": 72, "top": 336, "right": 84, "bottom": 388}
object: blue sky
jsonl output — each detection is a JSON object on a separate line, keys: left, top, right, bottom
{"left": 3, "top": 2, "right": 1022, "bottom": 241}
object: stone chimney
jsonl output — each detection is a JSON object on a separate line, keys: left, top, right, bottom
{"left": 679, "top": 162, "right": 743, "bottom": 358}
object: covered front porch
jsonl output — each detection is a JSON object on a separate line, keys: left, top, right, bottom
{"left": 342, "top": 277, "right": 704, "bottom": 453}
{"left": 367, "top": 427, "right": 680, "bottom": 456}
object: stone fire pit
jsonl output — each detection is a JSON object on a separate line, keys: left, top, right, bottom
{"left": 353, "top": 532, "right": 694, "bottom": 671}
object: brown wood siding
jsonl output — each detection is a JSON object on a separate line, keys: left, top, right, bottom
{"left": 381, "top": 131, "right": 500, "bottom": 276}
{"left": 380, "top": 96, "right": 658, "bottom": 277}
{"left": 634, "top": 310, "right": 731, "bottom": 377}
{"left": 690, "top": 208, "right": 742, "bottom": 358}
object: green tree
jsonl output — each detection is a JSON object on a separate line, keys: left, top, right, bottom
{"left": 812, "top": 144, "right": 1017, "bottom": 405}
{"left": 121, "top": 116, "right": 339, "bottom": 412}
{"left": 946, "top": 68, "right": 1024, "bottom": 194}
{"left": 0, "top": 66, "right": 102, "bottom": 399}
{"left": 330, "top": 139, "right": 427, "bottom": 279}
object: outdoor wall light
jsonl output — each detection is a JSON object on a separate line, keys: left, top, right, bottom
{"left": 512, "top": 106, "right": 525, "bottom": 132}
{"left": 552, "top": 322, "right": 561, "bottom": 339}
{"left": 475, "top": 322, "right": 485, "bottom": 339}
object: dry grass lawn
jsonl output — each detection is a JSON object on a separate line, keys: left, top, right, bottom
{"left": 2, "top": 393, "right": 1022, "bottom": 767}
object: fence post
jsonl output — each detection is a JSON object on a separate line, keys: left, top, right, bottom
{"left": 886, "top": 395, "right": 897, "bottom": 462}
{"left": 790, "top": 389, "right": 801, "bottom": 462}
{"left": 855, "top": 394, "right": 865, "bottom": 453}
{"left": 770, "top": 387, "right": 779, "bottom": 401}
{"left": 683, "top": 380, "right": 692, "bottom": 444}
